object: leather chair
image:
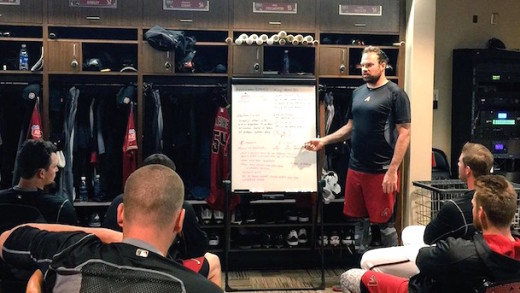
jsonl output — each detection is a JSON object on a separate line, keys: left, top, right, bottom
{"left": 432, "top": 148, "right": 451, "bottom": 180}
{"left": 0, "top": 203, "right": 46, "bottom": 234}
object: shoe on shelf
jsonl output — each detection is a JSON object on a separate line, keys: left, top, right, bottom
{"left": 286, "top": 230, "right": 299, "bottom": 247}
{"left": 208, "top": 233, "right": 220, "bottom": 247}
{"left": 231, "top": 210, "right": 242, "bottom": 225}
{"left": 200, "top": 208, "right": 212, "bottom": 224}
{"left": 274, "top": 233, "right": 285, "bottom": 248}
{"left": 341, "top": 229, "right": 354, "bottom": 246}
{"left": 298, "top": 228, "right": 308, "bottom": 244}
{"left": 297, "top": 210, "right": 310, "bottom": 223}
{"left": 213, "top": 210, "right": 224, "bottom": 224}
{"left": 317, "top": 235, "right": 328, "bottom": 247}
{"left": 251, "top": 230, "right": 262, "bottom": 248}
{"left": 237, "top": 229, "right": 253, "bottom": 249}
{"left": 262, "top": 232, "right": 273, "bottom": 248}
{"left": 88, "top": 212, "right": 101, "bottom": 227}
{"left": 245, "top": 210, "right": 256, "bottom": 224}
{"left": 286, "top": 210, "right": 298, "bottom": 222}
{"left": 329, "top": 230, "right": 340, "bottom": 247}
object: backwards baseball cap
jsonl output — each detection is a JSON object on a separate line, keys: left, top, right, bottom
{"left": 22, "top": 83, "right": 40, "bottom": 101}
{"left": 117, "top": 85, "right": 135, "bottom": 105}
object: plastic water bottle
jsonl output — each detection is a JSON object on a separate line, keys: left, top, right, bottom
{"left": 281, "top": 50, "right": 290, "bottom": 74}
{"left": 93, "top": 174, "right": 102, "bottom": 201}
{"left": 79, "top": 176, "right": 88, "bottom": 202}
{"left": 19, "top": 44, "right": 29, "bottom": 70}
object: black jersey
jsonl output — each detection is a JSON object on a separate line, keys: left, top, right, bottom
{"left": 0, "top": 187, "right": 77, "bottom": 229}
{"left": 2, "top": 226, "right": 223, "bottom": 293}
{"left": 423, "top": 190, "right": 476, "bottom": 244}
{"left": 347, "top": 81, "right": 411, "bottom": 173}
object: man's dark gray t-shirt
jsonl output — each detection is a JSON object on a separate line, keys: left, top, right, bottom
{"left": 347, "top": 81, "right": 411, "bottom": 173}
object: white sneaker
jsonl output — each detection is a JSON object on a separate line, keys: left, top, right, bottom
{"left": 213, "top": 210, "right": 224, "bottom": 224}
{"left": 298, "top": 228, "right": 308, "bottom": 244}
{"left": 286, "top": 230, "right": 299, "bottom": 246}
{"left": 200, "top": 208, "right": 212, "bottom": 224}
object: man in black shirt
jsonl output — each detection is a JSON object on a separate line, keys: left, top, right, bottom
{"left": 0, "top": 165, "right": 223, "bottom": 293}
{"left": 0, "top": 139, "right": 77, "bottom": 229}
{"left": 305, "top": 46, "right": 411, "bottom": 247}
{"left": 0, "top": 139, "right": 78, "bottom": 292}
{"left": 103, "top": 153, "right": 221, "bottom": 286}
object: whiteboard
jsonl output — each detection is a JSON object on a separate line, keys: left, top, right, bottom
{"left": 231, "top": 78, "right": 318, "bottom": 193}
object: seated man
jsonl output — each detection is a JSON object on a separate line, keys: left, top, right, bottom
{"left": 102, "top": 153, "right": 221, "bottom": 286}
{"left": 0, "top": 139, "right": 78, "bottom": 292}
{"left": 359, "top": 142, "right": 493, "bottom": 278}
{"left": 341, "top": 174, "right": 520, "bottom": 293}
{"left": 0, "top": 139, "right": 77, "bottom": 228}
{"left": 0, "top": 165, "right": 223, "bottom": 293}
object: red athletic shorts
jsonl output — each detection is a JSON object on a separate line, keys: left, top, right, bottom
{"left": 343, "top": 169, "right": 397, "bottom": 223}
{"left": 361, "top": 270, "right": 409, "bottom": 293}
{"left": 182, "top": 256, "right": 210, "bottom": 278}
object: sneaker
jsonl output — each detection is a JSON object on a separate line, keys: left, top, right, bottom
{"left": 341, "top": 229, "right": 354, "bottom": 246}
{"left": 237, "top": 229, "right": 252, "bottom": 249}
{"left": 245, "top": 210, "right": 256, "bottom": 224}
{"left": 317, "top": 235, "right": 328, "bottom": 247}
{"left": 286, "top": 210, "right": 298, "bottom": 222}
{"left": 329, "top": 230, "right": 340, "bottom": 247}
{"left": 274, "top": 233, "right": 285, "bottom": 248}
{"left": 286, "top": 230, "right": 299, "bottom": 246}
{"left": 213, "top": 210, "right": 224, "bottom": 224}
{"left": 251, "top": 230, "right": 262, "bottom": 248}
{"left": 208, "top": 233, "right": 220, "bottom": 247}
{"left": 297, "top": 210, "right": 310, "bottom": 223}
{"left": 200, "top": 208, "right": 212, "bottom": 224}
{"left": 298, "top": 228, "right": 308, "bottom": 244}
{"left": 262, "top": 233, "right": 273, "bottom": 248}
{"left": 88, "top": 212, "right": 101, "bottom": 227}
{"left": 231, "top": 210, "right": 242, "bottom": 225}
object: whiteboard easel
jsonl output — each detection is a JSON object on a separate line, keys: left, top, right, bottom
{"left": 231, "top": 78, "right": 318, "bottom": 193}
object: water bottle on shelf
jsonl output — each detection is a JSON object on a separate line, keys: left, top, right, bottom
{"left": 79, "top": 176, "right": 88, "bottom": 202}
{"left": 93, "top": 174, "right": 102, "bottom": 201}
{"left": 19, "top": 44, "right": 29, "bottom": 70}
{"left": 281, "top": 50, "right": 290, "bottom": 74}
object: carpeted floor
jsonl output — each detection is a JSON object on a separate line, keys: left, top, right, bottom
{"left": 224, "top": 269, "right": 348, "bottom": 292}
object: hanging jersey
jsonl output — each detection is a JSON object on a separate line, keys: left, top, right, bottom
{"left": 27, "top": 99, "right": 42, "bottom": 140}
{"left": 122, "top": 105, "right": 137, "bottom": 186}
{"left": 207, "top": 106, "right": 239, "bottom": 211}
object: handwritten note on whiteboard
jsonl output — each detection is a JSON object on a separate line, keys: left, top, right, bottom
{"left": 231, "top": 81, "right": 317, "bottom": 193}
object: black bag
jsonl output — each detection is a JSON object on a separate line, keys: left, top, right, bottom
{"left": 144, "top": 25, "right": 185, "bottom": 53}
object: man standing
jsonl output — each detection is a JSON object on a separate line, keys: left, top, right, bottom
{"left": 0, "top": 165, "right": 223, "bottom": 292}
{"left": 359, "top": 142, "right": 494, "bottom": 278}
{"left": 305, "top": 46, "right": 411, "bottom": 246}
{"left": 0, "top": 139, "right": 77, "bottom": 229}
{"left": 341, "top": 175, "right": 520, "bottom": 293}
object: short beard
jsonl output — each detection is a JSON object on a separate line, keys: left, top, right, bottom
{"left": 363, "top": 73, "right": 381, "bottom": 84}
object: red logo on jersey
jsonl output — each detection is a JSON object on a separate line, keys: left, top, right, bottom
{"left": 367, "top": 275, "right": 378, "bottom": 286}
